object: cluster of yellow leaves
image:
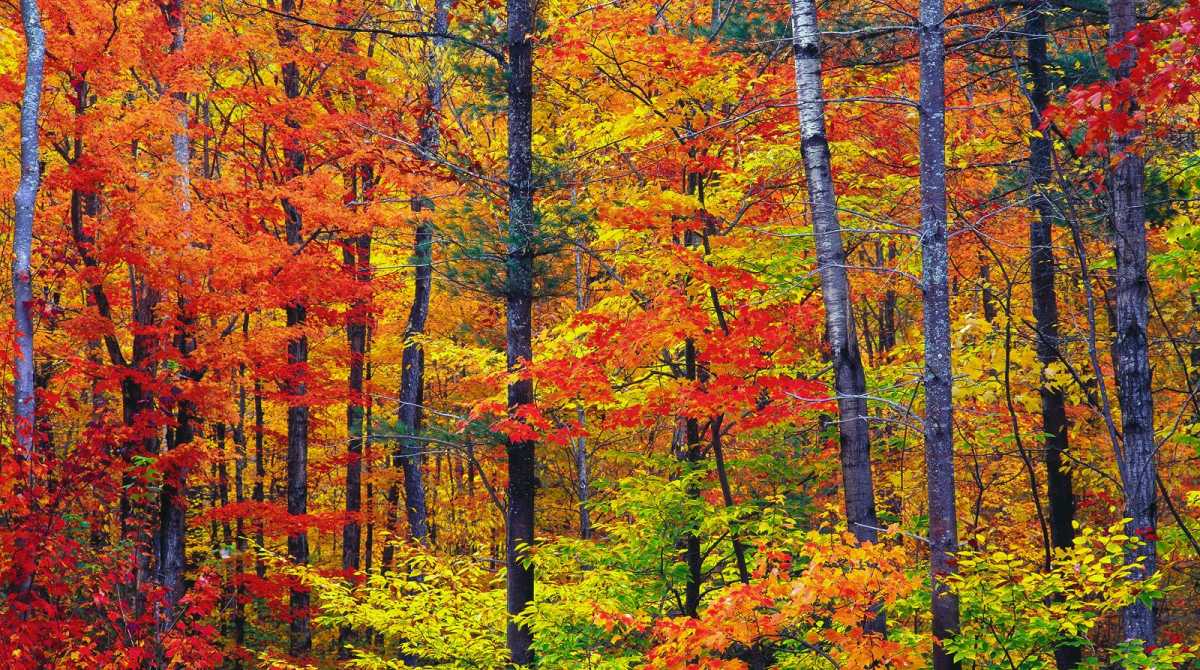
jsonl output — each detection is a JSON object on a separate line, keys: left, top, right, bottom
{"left": 947, "top": 521, "right": 1190, "bottom": 669}
{"left": 282, "top": 545, "right": 508, "bottom": 669}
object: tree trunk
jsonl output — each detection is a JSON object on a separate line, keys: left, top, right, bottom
{"left": 393, "top": 221, "right": 432, "bottom": 545}
{"left": 12, "top": 0, "right": 44, "bottom": 466}
{"left": 789, "top": 0, "right": 881, "bottom": 554}
{"left": 679, "top": 340, "right": 704, "bottom": 618}
{"left": 1025, "top": 0, "right": 1075, "bottom": 554}
{"left": 254, "top": 377, "right": 266, "bottom": 580}
{"left": 279, "top": 0, "right": 311, "bottom": 654}
{"left": 879, "top": 241, "right": 897, "bottom": 354}
{"left": 364, "top": 342, "right": 375, "bottom": 574}
{"left": 504, "top": 0, "right": 537, "bottom": 658}
{"left": 917, "top": 0, "right": 960, "bottom": 665}
{"left": 340, "top": 173, "right": 370, "bottom": 655}
{"left": 232, "top": 359, "right": 248, "bottom": 668}
{"left": 1024, "top": 7, "right": 1079, "bottom": 667}
{"left": 156, "top": 0, "right": 194, "bottom": 653}
{"left": 573, "top": 247, "right": 591, "bottom": 539}
{"left": 1106, "top": 0, "right": 1157, "bottom": 646}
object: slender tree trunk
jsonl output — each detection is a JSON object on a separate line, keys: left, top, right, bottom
{"left": 679, "top": 340, "right": 704, "bottom": 618}
{"left": 340, "top": 180, "right": 370, "bottom": 656}
{"left": 1106, "top": 0, "right": 1157, "bottom": 645}
{"left": 156, "top": 1, "right": 193, "bottom": 654}
{"left": 364, "top": 338, "right": 375, "bottom": 574}
{"left": 381, "top": 2, "right": 447, "bottom": 562}
{"left": 917, "top": 0, "right": 960, "bottom": 665}
{"left": 232, "top": 362, "right": 248, "bottom": 668}
{"left": 1026, "top": 0, "right": 1075, "bottom": 555}
{"left": 573, "top": 247, "right": 591, "bottom": 539}
{"left": 504, "top": 0, "right": 537, "bottom": 658}
{"left": 253, "top": 377, "right": 267, "bottom": 580}
{"left": 12, "top": 0, "right": 43, "bottom": 467}
{"left": 790, "top": 0, "right": 881, "bottom": 557}
{"left": 278, "top": 0, "right": 311, "bottom": 654}
{"left": 979, "top": 265, "right": 997, "bottom": 323}
{"left": 1024, "top": 11, "right": 1080, "bottom": 669}
{"left": 393, "top": 221, "right": 432, "bottom": 544}
{"left": 337, "top": 19, "right": 376, "bottom": 654}
{"left": 216, "top": 424, "right": 232, "bottom": 547}
{"left": 879, "top": 241, "right": 897, "bottom": 353}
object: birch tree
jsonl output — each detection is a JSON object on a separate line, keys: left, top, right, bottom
{"left": 789, "top": 0, "right": 881, "bottom": 557}
{"left": 12, "top": 0, "right": 44, "bottom": 471}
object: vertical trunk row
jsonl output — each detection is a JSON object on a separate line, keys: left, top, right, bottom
{"left": 1106, "top": 0, "right": 1157, "bottom": 646}
{"left": 917, "top": 0, "right": 960, "bottom": 666}
{"left": 278, "top": 0, "right": 311, "bottom": 655}
{"left": 789, "top": 0, "right": 881, "bottom": 550}
{"left": 364, "top": 334, "right": 376, "bottom": 573}
{"left": 504, "top": 0, "right": 537, "bottom": 659}
{"left": 12, "top": 0, "right": 44, "bottom": 464}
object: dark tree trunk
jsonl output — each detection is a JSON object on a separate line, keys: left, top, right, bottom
{"left": 1026, "top": 0, "right": 1075, "bottom": 553}
{"left": 381, "top": 2, "right": 447, "bottom": 562}
{"left": 216, "top": 424, "right": 232, "bottom": 547}
{"left": 159, "top": 302, "right": 196, "bottom": 648}
{"left": 980, "top": 265, "right": 996, "bottom": 323}
{"left": 364, "top": 344, "right": 375, "bottom": 574}
{"left": 1106, "top": 0, "right": 1157, "bottom": 646}
{"left": 1026, "top": 7, "right": 1078, "bottom": 668}
{"left": 504, "top": 0, "right": 537, "bottom": 659}
{"left": 253, "top": 377, "right": 267, "bottom": 580}
{"left": 340, "top": 171, "right": 371, "bottom": 655}
{"left": 790, "top": 0, "right": 881, "bottom": 552}
{"left": 232, "top": 357, "right": 248, "bottom": 668}
{"left": 917, "top": 0, "right": 960, "bottom": 665}
{"left": 12, "top": 0, "right": 44, "bottom": 465}
{"left": 393, "top": 222, "right": 432, "bottom": 544}
{"left": 679, "top": 340, "right": 704, "bottom": 618}
{"left": 279, "top": 0, "right": 311, "bottom": 654}
{"left": 879, "top": 242, "right": 898, "bottom": 354}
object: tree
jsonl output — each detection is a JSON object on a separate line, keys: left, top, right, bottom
{"left": 278, "top": 0, "right": 312, "bottom": 655}
{"left": 504, "top": 0, "right": 537, "bottom": 659}
{"left": 789, "top": 0, "right": 881, "bottom": 555}
{"left": 155, "top": 0, "right": 194, "bottom": 650}
{"left": 917, "top": 0, "right": 960, "bottom": 664}
{"left": 11, "top": 0, "right": 43, "bottom": 469}
{"left": 389, "top": 0, "right": 451, "bottom": 551}
{"left": 1106, "top": 0, "right": 1157, "bottom": 647}
{"left": 1024, "top": 3, "right": 1079, "bottom": 667}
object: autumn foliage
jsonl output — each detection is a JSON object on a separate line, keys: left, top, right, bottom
{"left": 4, "top": 0, "right": 1200, "bottom": 667}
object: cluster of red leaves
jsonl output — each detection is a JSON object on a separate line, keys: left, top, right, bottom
{"left": 1051, "top": 0, "right": 1200, "bottom": 153}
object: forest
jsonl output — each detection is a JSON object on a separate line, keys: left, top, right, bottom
{"left": 3, "top": 0, "right": 1200, "bottom": 666}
